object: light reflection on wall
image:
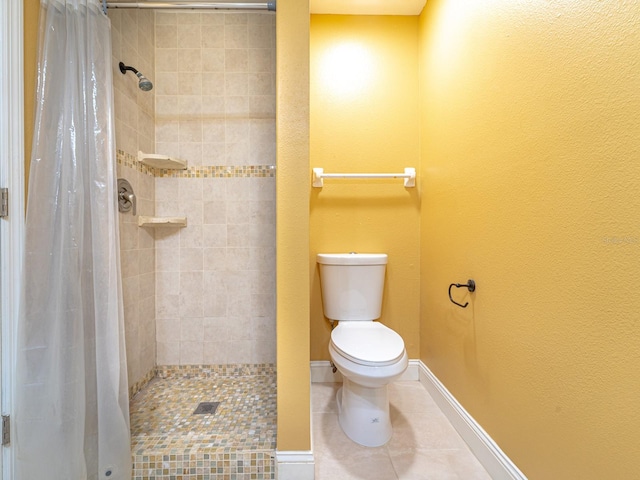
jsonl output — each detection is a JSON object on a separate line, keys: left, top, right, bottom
{"left": 318, "top": 42, "right": 375, "bottom": 99}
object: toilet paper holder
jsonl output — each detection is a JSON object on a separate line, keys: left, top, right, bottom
{"left": 448, "top": 279, "right": 476, "bottom": 308}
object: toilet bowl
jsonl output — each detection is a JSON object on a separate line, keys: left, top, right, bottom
{"left": 330, "top": 322, "right": 408, "bottom": 446}
{"left": 317, "top": 253, "right": 408, "bottom": 447}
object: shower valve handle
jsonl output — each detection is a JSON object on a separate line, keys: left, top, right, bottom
{"left": 119, "top": 191, "right": 136, "bottom": 216}
{"left": 117, "top": 178, "right": 136, "bottom": 216}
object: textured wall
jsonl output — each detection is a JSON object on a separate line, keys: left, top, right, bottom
{"left": 419, "top": 1, "right": 640, "bottom": 478}
{"left": 23, "top": 0, "right": 39, "bottom": 196}
{"left": 153, "top": 11, "right": 276, "bottom": 366}
{"left": 309, "top": 15, "right": 421, "bottom": 360}
{"left": 275, "top": 0, "right": 311, "bottom": 452}
{"left": 109, "top": 9, "right": 157, "bottom": 393}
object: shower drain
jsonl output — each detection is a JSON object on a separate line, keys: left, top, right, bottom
{"left": 193, "top": 402, "right": 220, "bottom": 415}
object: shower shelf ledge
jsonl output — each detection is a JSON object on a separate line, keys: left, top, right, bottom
{"left": 138, "top": 216, "right": 187, "bottom": 228}
{"left": 138, "top": 151, "right": 187, "bottom": 170}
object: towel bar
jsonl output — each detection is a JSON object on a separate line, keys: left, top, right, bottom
{"left": 312, "top": 167, "right": 416, "bottom": 188}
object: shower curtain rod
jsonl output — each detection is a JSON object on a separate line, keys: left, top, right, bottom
{"left": 106, "top": 1, "right": 276, "bottom": 10}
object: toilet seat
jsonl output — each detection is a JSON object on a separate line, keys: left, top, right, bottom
{"left": 330, "top": 322, "right": 405, "bottom": 367}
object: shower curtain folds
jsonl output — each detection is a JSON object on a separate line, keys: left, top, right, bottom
{"left": 15, "top": 0, "right": 131, "bottom": 479}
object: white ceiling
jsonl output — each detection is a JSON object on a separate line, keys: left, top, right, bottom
{"left": 310, "top": 0, "right": 427, "bottom": 16}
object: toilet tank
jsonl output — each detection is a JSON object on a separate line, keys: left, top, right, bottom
{"left": 317, "top": 253, "right": 387, "bottom": 321}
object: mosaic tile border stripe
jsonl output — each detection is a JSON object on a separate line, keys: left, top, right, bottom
{"left": 116, "top": 150, "right": 275, "bottom": 179}
{"left": 132, "top": 450, "right": 275, "bottom": 480}
{"left": 156, "top": 363, "right": 276, "bottom": 379}
{"left": 117, "top": 150, "right": 156, "bottom": 176}
{"left": 130, "top": 364, "right": 276, "bottom": 400}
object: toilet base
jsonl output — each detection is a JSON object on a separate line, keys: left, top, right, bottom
{"left": 336, "top": 378, "right": 392, "bottom": 447}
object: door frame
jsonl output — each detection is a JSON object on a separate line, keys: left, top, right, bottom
{"left": 0, "top": 0, "right": 25, "bottom": 478}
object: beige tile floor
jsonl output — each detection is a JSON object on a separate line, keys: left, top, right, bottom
{"left": 312, "top": 381, "right": 492, "bottom": 480}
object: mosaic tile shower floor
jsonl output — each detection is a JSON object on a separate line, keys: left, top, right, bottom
{"left": 130, "top": 365, "right": 276, "bottom": 480}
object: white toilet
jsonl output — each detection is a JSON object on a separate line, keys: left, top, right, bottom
{"left": 317, "top": 253, "right": 408, "bottom": 447}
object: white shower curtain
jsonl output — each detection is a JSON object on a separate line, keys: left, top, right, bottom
{"left": 15, "top": 0, "right": 131, "bottom": 478}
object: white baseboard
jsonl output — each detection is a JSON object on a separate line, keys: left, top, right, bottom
{"left": 310, "top": 359, "right": 420, "bottom": 383}
{"left": 418, "top": 362, "right": 527, "bottom": 480}
{"left": 275, "top": 450, "right": 315, "bottom": 480}
{"left": 310, "top": 360, "right": 342, "bottom": 383}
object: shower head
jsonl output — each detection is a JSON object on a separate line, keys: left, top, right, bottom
{"left": 119, "top": 62, "right": 153, "bottom": 91}
{"left": 136, "top": 72, "right": 153, "bottom": 92}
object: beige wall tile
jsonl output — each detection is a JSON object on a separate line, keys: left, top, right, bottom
{"left": 157, "top": 294, "right": 180, "bottom": 319}
{"left": 178, "top": 143, "right": 203, "bottom": 167}
{"left": 121, "top": 250, "right": 140, "bottom": 278}
{"left": 155, "top": 72, "right": 178, "bottom": 95}
{"left": 155, "top": 11, "right": 176, "bottom": 25}
{"left": 156, "top": 25, "right": 177, "bottom": 49}
{"left": 157, "top": 341, "right": 180, "bottom": 364}
{"left": 248, "top": 48, "right": 274, "bottom": 73}
{"left": 179, "top": 341, "right": 204, "bottom": 364}
{"left": 180, "top": 317, "right": 204, "bottom": 342}
{"left": 203, "top": 76, "right": 225, "bottom": 98}
{"left": 157, "top": 270, "right": 180, "bottom": 293}
{"left": 202, "top": 49, "right": 225, "bottom": 71}
{"left": 156, "top": 48, "right": 178, "bottom": 72}
{"left": 248, "top": 72, "right": 274, "bottom": 95}
{"left": 177, "top": 24, "right": 201, "bottom": 49}
{"left": 178, "top": 72, "right": 202, "bottom": 95}
{"left": 150, "top": 11, "right": 275, "bottom": 367}
{"left": 225, "top": 72, "right": 248, "bottom": 96}
{"left": 226, "top": 340, "right": 251, "bottom": 364}
{"left": 178, "top": 49, "right": 202, "bottom": 72}
{"left": 139, "top": 249, "right": 155, "bottom": 275}
{"left": 224, "top": 49, "right": 248, "bottom": 72}
{"left": 203, "top": 247, "right": 227, "bottom": 271}
{"left": 179, "top": 119, "right": 203, "bottom": 143}
{"left": 202, "top": 341, "right": 227, "bottom": 364}
{"left": 247, "top": 12, "right": 273, "bottom": 25}
{"left": 247, "top": 25, "right": 273, "bottom": 49}
{"left": 224, "top": 13, "right": 247, "bottom": 25}
{"left": 201, "top": 13, "right": 224, "bottom": 25}
{"left": 202, "top": 26, "right": 224, "bottom": 48}
{"left": 177, "top": 12, "right": 200, "bottom": 25}
{"left": 156, "top": 248, "right": 180, "bottom": 271}
{"left": 180, "top": 248, "right": 204, "bottom": 272}
{"left": 156, "top": 95, "right": 179, "bottom": 115}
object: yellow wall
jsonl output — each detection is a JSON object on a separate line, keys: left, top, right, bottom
{"left": 419, "top": 1, "right": 640, "bottom": 478}
{"left": 24, "top": 0, "right": 39, "bottom": 197}
{"left": 276, "top": 0, "right": 311, "bottom": 451}
{"left": 310, "top": 15, "right": 420, "bottom": 360}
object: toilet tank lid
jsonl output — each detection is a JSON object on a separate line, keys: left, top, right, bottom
{"left": 317, "top": 253, "right": 387, "bottom": 265}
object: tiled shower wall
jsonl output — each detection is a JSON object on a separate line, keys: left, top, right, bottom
{"left": 109, "top": 9, "right": 157, "bottom": 392}
{"left": 109, "top": 9, "right": 276, "bottom": 381}
{"left": 110, "top": 9, "right": 155, "bottom": 155}
{"left": 153, "top": 11, "right": 276, "bottom": 366}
